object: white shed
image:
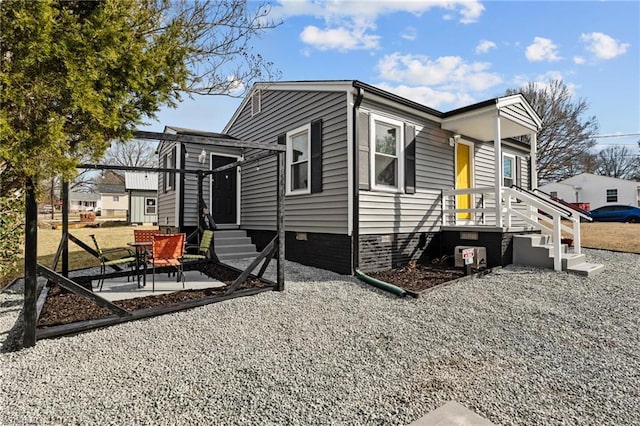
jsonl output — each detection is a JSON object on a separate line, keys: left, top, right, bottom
{"left": 125, "top": 172, "right": 158, "bottom": 224}
{"left": 539, "top": 173, "right": 640, "bottom": 210}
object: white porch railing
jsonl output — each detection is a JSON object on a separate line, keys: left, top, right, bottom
{"left": 442, "top": 186, "right": 589, "bottom": 271}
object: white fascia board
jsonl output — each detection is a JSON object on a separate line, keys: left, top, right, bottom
{"left": 163, "top": 126, "right": 179, "bottom": 134}
{"left": 253, "top": 81, "right": 354, "bottom": 92}
{"left": 497, "top": 94, "right": 543, "bottom": 128}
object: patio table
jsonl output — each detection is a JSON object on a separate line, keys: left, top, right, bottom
{"left": 127, "top": 241, "right": 152, "bottom": 288}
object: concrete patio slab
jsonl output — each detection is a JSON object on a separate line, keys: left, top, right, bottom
{"left": 93, "top": 270, "right": 225, "bottom": 302}
{"left": 409, "top": 401, "right": 495, "bottom": 426}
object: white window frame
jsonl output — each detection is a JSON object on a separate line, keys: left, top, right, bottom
{"left": 209, "top": 151, "right": 242, "bottom": 226}
{"left": 166, "top": 150, "right": 175, "bottom": 191}
{"left": 285, "top": 123, "right": 311, "bottom": 196}
{"left": 370, "top": 113, "right": 404, "bottom": 193}
{"left": 503, "top": 154, "right": 516, "bottom": 187}
{"left": 145, "top": 197, "right": 157, "bottom": 215}
{"left": 112, "top": 195, "right": 119, "bottom": 202}
{"left": 606, "top": 188, "right": 618, "bottom": 203}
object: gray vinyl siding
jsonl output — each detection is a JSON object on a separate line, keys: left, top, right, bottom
{"left": 359, "top": 102, "right": 454, "bottom": 235}
{"left": 182, "top": 145, "right": 241, "bottom": 227}
{"left": 157, "top": 141, "right": 177, "bottom": 227}
{"left": 226, "top": 90, "right": 349, "bottom": 234}
{"left": 502, "top": 104, "right": 537, "bottom": 130}
{"left": 130, "top": 190, "right": 158, "bottom": 224}
{"left": 473, "top": 141, "right": 531, "bottom": 226}
{"left": 503, "top": 144, "right": 530, "bottom": 226}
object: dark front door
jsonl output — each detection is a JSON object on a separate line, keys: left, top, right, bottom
{"left": 211, "top": 155, "right": 237, "bottom": 224}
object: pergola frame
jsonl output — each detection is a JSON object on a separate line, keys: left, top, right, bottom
{"left": 22, "top": 131, "right": 286, "bottom": 347}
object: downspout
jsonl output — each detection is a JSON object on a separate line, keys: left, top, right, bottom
{"left": 354, "top": 269, "right": 407, "bottom": 297}
{"left": 351, "top": 86, "right": 364, "bottom": 274}
{"left": 351, "top": 85, "right": 407, "bottom": 297}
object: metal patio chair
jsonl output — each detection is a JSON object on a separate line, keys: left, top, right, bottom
{"left": 89, "top": 234, "right": 136, "bottom": 291}
{"left": 134, "top": 229, "right": 160, "bottom": 244}
{"left": 133, "top": 228, "right": 160, "bottom": 259}
{"left": 150, "top": 233, "right": 186, "bottom": 292}
{"left": 183, "top": 230, "right": 214, "bottom": 261}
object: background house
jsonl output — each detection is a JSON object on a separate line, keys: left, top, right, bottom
{"left": 539, "top": 173, "right": 640, "bottom": 210}
{"left": 125, "top": 172, "right": 158, "bottom": 225}
{"left": 97, "top": 183, "right": 128, "bottom": 217}
{"left": 68, "top": 192, "right": 99, "bottom": 212}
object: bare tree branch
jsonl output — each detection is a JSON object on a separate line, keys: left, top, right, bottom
{"left": 506, "top": 80, "right": 599, "bottom": 183}
{"left": 593, "top": 146, "right": 640, "bottom": 179}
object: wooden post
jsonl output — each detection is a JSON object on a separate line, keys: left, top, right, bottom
{"left": 276, "top": 152, "right": 285, "bottom": 291}
{"left": 23, "top": 177, "right": 38, "bottom": 347}
{"left": 494, "top": 115, "right": 503, "bottom": 228}
{"left": 530, "top": 132, "right": 537, "bottom": 190}
{"left": 62, "top": 180, "right": 69, "bottom": 277}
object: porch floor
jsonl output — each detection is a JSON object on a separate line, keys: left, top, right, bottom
{"left": 92, "top": 270, "right": 225, "bottom": 302}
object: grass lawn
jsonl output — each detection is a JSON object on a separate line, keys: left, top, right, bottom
{"left": 579, "top": 222, "right": 640, "bottom": 253}
{"left": 1, "top": 224, "right": 158, "bottom": 287}
{"left": 1, "top": 222, "right": 639, "bottom": 288}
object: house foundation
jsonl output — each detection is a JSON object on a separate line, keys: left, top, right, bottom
{"left": 358, "top": 232, "right": 440, "bottom": 272}
{"left": 441, "top": 226, "right": 541, "bottom": 268}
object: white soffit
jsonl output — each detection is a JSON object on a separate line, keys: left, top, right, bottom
{"left": 442, "top": 97, "right": 540, "bottom": 141}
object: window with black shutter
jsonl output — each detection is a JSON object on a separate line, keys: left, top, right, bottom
{"left": 284, "top": 120, "right": 323, "bottom": 195}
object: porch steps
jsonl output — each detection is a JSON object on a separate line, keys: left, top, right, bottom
{"left": 213, "top": 228, "right": 258, "bottom": 261}
{"left": 513, "top": 234, "right": 604, "bottom": 277}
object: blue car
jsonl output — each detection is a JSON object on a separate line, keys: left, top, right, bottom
{"left": 588, "top": 205, "right": 640, "bottom": 223}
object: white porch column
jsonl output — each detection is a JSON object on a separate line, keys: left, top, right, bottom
{"left": 494, "top": 114, "right": 503, "bottom": 228}
{"left": 530, "top": 132, "right": 538, "bottom": 189}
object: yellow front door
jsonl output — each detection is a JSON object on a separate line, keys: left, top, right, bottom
{"left": 455, "top": 143, "right": 472, "bottom": 221}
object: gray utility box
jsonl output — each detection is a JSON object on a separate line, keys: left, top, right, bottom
{"left": 454, "top": 246, "right": 487, "bottom": 269}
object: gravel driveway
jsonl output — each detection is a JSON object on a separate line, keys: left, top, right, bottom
{"left": 1, "top": 249, "right": 638, "bottom": 425}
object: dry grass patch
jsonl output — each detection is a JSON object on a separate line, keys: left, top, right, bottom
{"left": 1, "top": 225, "right": 158, "bottom": 287}
{"left": 580, "top": 222, "right": 640, "bottom": 253}
{"left": 37, "top": 225, "right": 159, "bottom": 269}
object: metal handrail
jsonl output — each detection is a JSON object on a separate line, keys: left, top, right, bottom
{"left": 531, "top": 187, "right": 593, "bottom": 221}
{"left": 509, "top": 185, "right": 573, "bottom": 218}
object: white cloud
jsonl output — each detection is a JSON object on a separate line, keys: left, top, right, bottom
{"left": 457, "top": 1, "right": 485, "bottom": 24}
{"left": 475, "top": 40, "right": 496, "bottom": 54}
{"left": 573, "top": 56, "right": 586, "bottom": 65}
{"left": 374, "top": 52, "right": 503, "bottom": 110}
{"left": 525, "top": 37, "right": 561, "bottom": 62}
{"left": 271, "top": 0, "right": 484, "bottom": 23}
{"left": 226, "top": 76, "right": 246, "bottom": 96}
{"left": 512, "top": 71, "right": 577, "bottom": 95}
{"left": 377, "top": 53, "right": 502, "bottom": 92}
{"left": 270, "top": 0, "right": 485, "bottom": 52}
{"left": 375, "top": 83, "right": 475, "bottom": 109}
{"left": 401, "top": 26, "right": 417, "bottom": 41}
{"left": 581, "top": 32, "right": 630, "bottom": 60}
{"left": 300, "top": 25, "right": 380, "bottom": 51}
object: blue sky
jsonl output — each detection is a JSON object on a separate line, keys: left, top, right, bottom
{"left": 144, "top": 0, "right": 640, "bottom": 153}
